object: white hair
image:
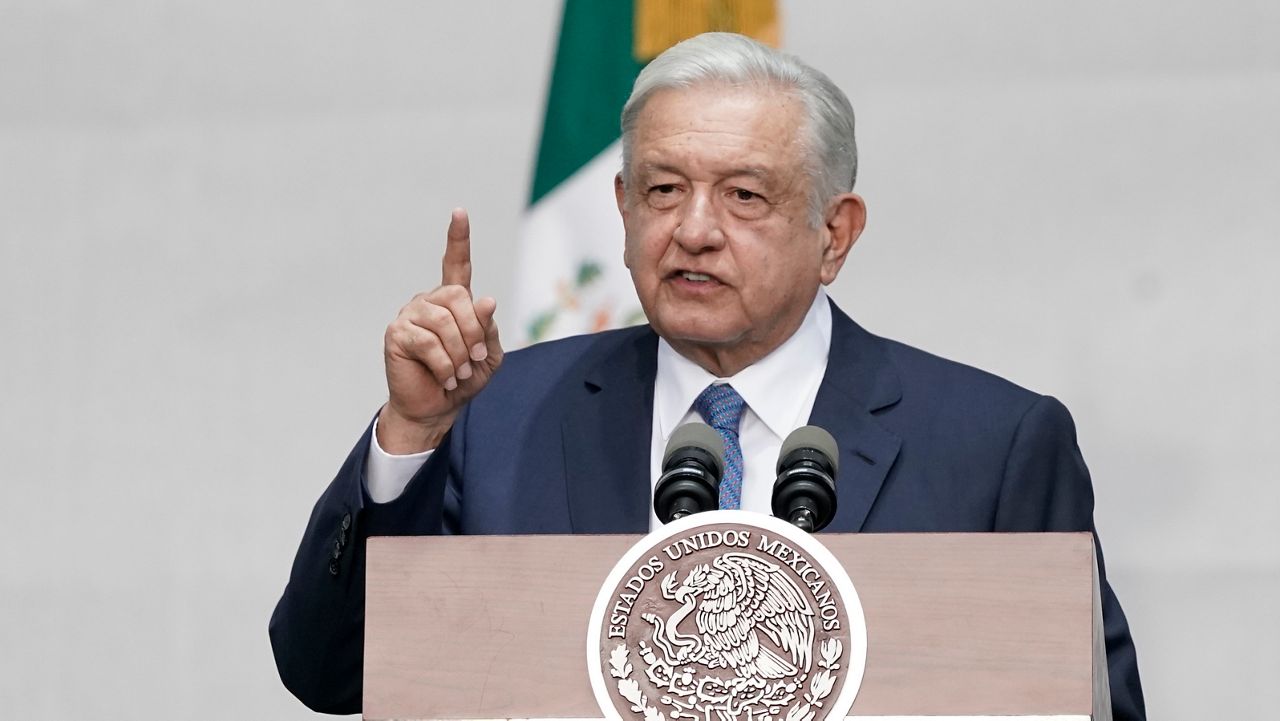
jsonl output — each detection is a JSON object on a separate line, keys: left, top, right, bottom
{"left": 620, "top": 32, "right": 858, "bottom": 226}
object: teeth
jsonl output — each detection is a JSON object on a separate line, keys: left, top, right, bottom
{"left": 681, "top": 271, "right": 712, "bottom": 282}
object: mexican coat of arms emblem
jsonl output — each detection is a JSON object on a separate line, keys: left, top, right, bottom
{"left": 588, "top": 511, "right": 866, "bottom": 721}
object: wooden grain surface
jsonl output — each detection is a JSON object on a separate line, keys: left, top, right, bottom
{"left": 363, "top": 533, "right": 1097, "bottom": 720}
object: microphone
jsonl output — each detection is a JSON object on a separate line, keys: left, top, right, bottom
{"left": 654, "top": 422, "right": 725, "bottom": 524}
{"left": 772, "top": 426, "right": 839, "bottom": 532}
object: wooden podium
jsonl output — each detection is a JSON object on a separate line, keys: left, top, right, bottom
{"left": 364, "top": 533, "right": 1111, "bottom": 720}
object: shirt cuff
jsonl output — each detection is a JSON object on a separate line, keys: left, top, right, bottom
{"left": 364, "top": 416, "right": 432, "bottom": 504}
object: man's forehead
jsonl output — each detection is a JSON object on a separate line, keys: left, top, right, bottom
{"left": 634, "top": 161, "right": 778, "bottom": 180}
{"left": 635, "top": 84, "right": 800, "bottom": 130}
{"left": 631, "top": 84, "right": 803, "bottom": 148}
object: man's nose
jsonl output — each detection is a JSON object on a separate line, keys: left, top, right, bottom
{"left": 672, "top": 193, "right": 725, "bottom": 252}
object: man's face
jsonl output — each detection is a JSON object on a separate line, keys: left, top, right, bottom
{"left": 616, "top": 84, "right": 859, "bottom": 374}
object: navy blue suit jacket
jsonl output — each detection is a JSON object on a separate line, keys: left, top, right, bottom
{"left": 270, "top": 301, "right": 1144, "bottom": 719}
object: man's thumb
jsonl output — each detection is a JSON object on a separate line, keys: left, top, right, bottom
{"left": 474, "top": 296, "right": 502, "bottom": 358}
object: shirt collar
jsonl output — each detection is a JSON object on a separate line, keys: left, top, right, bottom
{"left": 655, "top": 288, "right": 833, "bottom": 443}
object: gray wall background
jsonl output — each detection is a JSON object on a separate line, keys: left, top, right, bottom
{"left": 2, "top": 1, "right": 1276, "bottom": 718}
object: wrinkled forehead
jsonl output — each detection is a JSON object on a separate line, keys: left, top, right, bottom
{"left": 626, "top": 84, "right": 810, "bottom": 176}
{"left": 631, "top": 82, "right": 805, "bottom": 133}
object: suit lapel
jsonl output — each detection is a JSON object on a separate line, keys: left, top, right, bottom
{"left": 563, "top": 328, "right": 658, "bottom": 533}
{"left": 810, "top": 301, "right": 903, "bottom": 532}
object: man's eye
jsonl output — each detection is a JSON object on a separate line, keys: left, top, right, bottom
{"left": 645, "top": 184, "right": 681, "bottom": 209}
{"left": 732, "top": 188, "right": 760, "bottom": 202}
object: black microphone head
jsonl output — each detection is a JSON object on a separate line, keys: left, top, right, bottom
{"left": 777, "top": 426, "right": 839, "bottom": 475}
{"left": 655, "top": 422, "right": 726, "bottom": 523}
{"left": 773, "top": 425, "right": 839, "bottom": 533}
{"left": 663, "top": 422, "right": 725, "bottom": 478}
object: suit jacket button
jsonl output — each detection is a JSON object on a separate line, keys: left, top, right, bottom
{"left": 341, "top": 513, "right": 352, "bottom": 531}
{"left": 331, "top": 540, "right": 343, "bottom": 560}
{"left": 328, "top": 560, "right": 339, "bottom": 576}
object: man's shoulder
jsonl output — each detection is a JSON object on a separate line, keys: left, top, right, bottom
{"left": 846, "top": 321, "right": 1076, "bottom": 458}
{"left": 831, "top": 303, "right": 1041, "bottom": 404}
{"left": 834, "top": 309, "right": 1049, "bottom": 424}
{"left": 879, "top": 335, "right": 1040, "bottom": 403}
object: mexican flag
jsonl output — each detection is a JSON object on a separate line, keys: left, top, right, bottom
{"left": 513, "top": 0, "right": 779, "bottom": 345}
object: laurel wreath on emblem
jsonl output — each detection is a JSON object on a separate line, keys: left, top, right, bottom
{"left": 609, "top": 638, "right": 843, "bottom": 721}
{"left": 609, "top": 644, "right": 665, "bottom": 721}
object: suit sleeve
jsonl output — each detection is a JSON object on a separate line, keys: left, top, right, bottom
{"left": 994, "top": 395, "right": 1146, "bottom": 721}
{"left": 268, "top": 413, "right": 464, "bottom": 713}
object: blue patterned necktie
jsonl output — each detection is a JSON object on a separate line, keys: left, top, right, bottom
{"left": 694, "top": 383, "right": 748, "bottom": 510}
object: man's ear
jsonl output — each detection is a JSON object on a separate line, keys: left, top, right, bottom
{"left": 614, "top": 173, "right": 627, "bottom": 216}
{"left": 819, "top": 192, "right": 867, "bottom": 284}
{"left": 616, "top": 173, "right": 632, "bottom": 269}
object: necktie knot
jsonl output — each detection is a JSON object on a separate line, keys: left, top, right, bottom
{"left": 693, "top": 383, "right": 747, "bottom": 510}
{"left": 694, "top": 383, "right": 747, "bottom": 435}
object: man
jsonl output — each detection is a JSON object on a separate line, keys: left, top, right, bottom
{"left": 271, "top": 33, "right": 1145, "bottom": 718}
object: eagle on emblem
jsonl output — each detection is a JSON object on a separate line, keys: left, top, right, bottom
{"left": 645, "top": 552, "right": 816, "bottom": 680}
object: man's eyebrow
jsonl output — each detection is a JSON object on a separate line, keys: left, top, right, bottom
{"left": 725, "top": 166, "right": 773, "bottom": 181}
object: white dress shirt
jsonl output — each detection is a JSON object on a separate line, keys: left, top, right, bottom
{"left": 366, "top": 289, "right": 833, "bottom": 531}
{"left": 647, "top": 289, "right": 831, "bottom": 528}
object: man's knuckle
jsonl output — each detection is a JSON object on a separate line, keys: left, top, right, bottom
{"left": 426, "top": 349, "right": 453, "bottom": 373}
{"left": 439, "top": 284, "right": 469, "bottom": 302}
{"left": 387, "top": 320, "right": 411, "bottom": 345}
{"left": 421, "top": 303, "right": 451, "bottom": 325}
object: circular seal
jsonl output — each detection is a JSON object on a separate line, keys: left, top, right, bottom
{"left": 587, "top": 511, "right": 867, "bottom": 721}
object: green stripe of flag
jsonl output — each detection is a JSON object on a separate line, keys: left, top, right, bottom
{"left": 528, "top": 0, "right": 643, "bottom": 206}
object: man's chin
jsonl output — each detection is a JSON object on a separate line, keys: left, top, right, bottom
{"left": 650, "top": 318, "right": 744, "bottom": 349}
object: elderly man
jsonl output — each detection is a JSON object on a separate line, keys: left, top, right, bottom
{"left": 271, "top": 33, "right": 1144, "bottom": 719}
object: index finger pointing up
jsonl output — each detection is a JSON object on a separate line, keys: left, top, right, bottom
{"left": 441, "top": 207, "right": 472, "bottom": 290}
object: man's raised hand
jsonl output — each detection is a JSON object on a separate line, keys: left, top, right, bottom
{"left": 378, "top": 208, "right": 503, "bottom": 454}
